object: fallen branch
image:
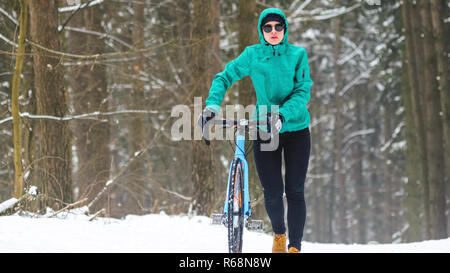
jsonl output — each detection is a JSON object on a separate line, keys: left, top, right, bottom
{"left": 88, "top": 208, "right": 105, "bottom": 221}
{"left": 0, "top": 198, "right": 20, "bottom": 215}
{"left": 160, "top": 187, "right": 192, "bottom": 201}
{"left": 49, "top": 198, "right": 88, "bottom": 218}
{"left": 0, "top": 188, "right": 35, "bottom": 215}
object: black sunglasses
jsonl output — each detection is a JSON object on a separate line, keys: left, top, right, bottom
{"left": 262, "top": 23, "right": 285, "bottom": 33}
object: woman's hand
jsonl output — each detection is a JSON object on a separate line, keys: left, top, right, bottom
{"left": 198, "top": 108, "right": 216, "bottom": 130}
{"left": 267, "top": 112, "right": 284, "bottom": 133}
{"left": 197, "top": 108, "right": 216, "bottom": 145}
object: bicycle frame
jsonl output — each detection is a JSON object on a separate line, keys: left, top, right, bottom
{"left": 224, "top": 133, "right": 251, "bottom": 219}
{"left": 204, "top": 118, "right": 270, "bottom": 237}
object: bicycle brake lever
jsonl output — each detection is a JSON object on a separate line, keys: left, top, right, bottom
{"left": 202, "top": 122, "right": 211, "bottom": 146}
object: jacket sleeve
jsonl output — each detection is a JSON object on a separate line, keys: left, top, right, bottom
{"left": 279, "top": 48, "right": 313, "bottom": 122}
{"left": 205, "top": 47, "right": 251, "bottom": 115}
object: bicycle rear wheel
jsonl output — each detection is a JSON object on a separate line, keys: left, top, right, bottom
{"left": 227, "top": 158, "right": 244, "bottom": 253}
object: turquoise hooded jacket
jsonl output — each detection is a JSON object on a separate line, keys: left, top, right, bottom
{"left": 205, "top": 8, "right": 313, "bottom": 133}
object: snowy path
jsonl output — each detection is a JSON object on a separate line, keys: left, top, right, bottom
{"left": 0, "top": 212, "right": 449, "bottom": 253}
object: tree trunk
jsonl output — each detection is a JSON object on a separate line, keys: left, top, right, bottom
{"left": 333, "top": 16, "right": 347, "bottom": 244}
{"left": 308, "top": 47, "right": 325, "bottom": 242}
{"left": 121, "top": 0, "right": 148, "bottom": 215}
{"left": 69, "top": 0, "right": 111, "bottom": 213}
{"left": 318, "top": 113, "right": 327, "bottom": 243}
{"left": 353, "top": 87, "right": 367, "bottom": 244}
{"left": 419, "top": 0, "right": 448, "bottom": 239}
{"left": 310, "top": 100, "right": 320, "bottom": 242}
{"left": 328, "top": 136, "right": 335, "bottom": 243}
{"left": 383, "top": 101, "right": 394, "bottom": 243}
{"left": 191, "top": 0, "right": 216, "bottom": 215}
{"left": 176, "top": 0, "right": 193, "bottom": 86}
{"left": 238, "top": 0, "right": 257, "bottom": 106}
{"left": 367, "top": 103, "right": 383, "bottom": 242}
{"left": 12, "top": 0, "right": 28, "bottom": 198}
{"left": 29, "top": 0, "right": 72, "bottom": 209}
{"left": 408, "top": 0, "right": 431, "bottom": 239}
{"left": 22, "top": 44, "right": 36, "bottom": 192}
{"left": 429, "top": 1, "right": 450, "bottom": 230}
{"left": 400, "top": 0, "right": 423, "bottom": 242}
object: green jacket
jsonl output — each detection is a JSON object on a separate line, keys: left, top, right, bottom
{"left": 205, "top": 8, "right": 313, "bottom": 133}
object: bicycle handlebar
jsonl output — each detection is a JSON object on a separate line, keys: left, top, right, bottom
{"left": 212, "top": 119, "right": 262, "bottom": 129}
{"left": 201, "top": 118, "right": 274, "bottom": 146}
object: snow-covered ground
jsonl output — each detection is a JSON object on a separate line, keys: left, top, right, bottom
{"left": 0, "top": 210, "right": 449, "bottom": 253}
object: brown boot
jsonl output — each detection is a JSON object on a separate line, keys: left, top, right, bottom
{"left": 272, "top": 234, "right": 287, "bottom": 253}
{"left": 288, "top": 246, "right": 300, "bottom": 253}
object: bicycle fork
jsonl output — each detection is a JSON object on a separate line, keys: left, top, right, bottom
{"left": 211, "top": 134, "right": 264, "bottom": 231}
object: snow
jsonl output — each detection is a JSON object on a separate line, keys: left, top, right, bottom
{"left": 58, "top": 0, "right": 103, "bottom": 13}
{"left": 1, "top": 210, "right": 449, "bottom": 253}
{"left": 28, "top": 186, "right": 38, "bottom": 196}
{"left": 0, "top": 198, "right": 18, "bottom": 214}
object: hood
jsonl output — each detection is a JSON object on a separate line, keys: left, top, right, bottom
{"left": 258, "top": 8, "right": 289, "bottom": 45}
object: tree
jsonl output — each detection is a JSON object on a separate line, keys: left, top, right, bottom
{"left": 68, "top": 0, "right": 111, "bottom": 213}
{"left": 400, "top": 0, "right": 423, "bottom": 242}
{"left": 419, "top": 0, "right": 447, "bottom": 239}
{"left": 401, "top": 0, "right": 448, "bottom": 239}
{"left": 352, "top": 86, "right": 367, "bottom": 243}
{"left": 429, "top": 1, "right": 450, "bottom": 223}
{"left": 408, "top": 0, "right": 431, "bottom": 239}
{"left": 191, "top": 0, "right": 216, "bottom": 215}
{"left": 332, "top": 15, "right": 348, "bottom": 244}
{"left": 29, "top": 0, "right": 73, "bottom": 209}
{"left": 11, "top": 0, "right": 27, "bottom": 198}
{"left": 123, "top": 0, "right": 148, "bottom": 215}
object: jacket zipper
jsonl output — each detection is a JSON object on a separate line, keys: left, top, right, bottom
{"left": 272, "top": 45, "right": 281, "bottom": 56}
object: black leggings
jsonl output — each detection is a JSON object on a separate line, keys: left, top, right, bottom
{"left": 253, "top": 128, "right": 310, "bottom": 250}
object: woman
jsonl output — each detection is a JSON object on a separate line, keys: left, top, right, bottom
{"left": 201, "top": 8, "right": 313, "bottom": 253}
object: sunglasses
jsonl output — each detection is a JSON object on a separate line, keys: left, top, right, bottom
{"left": 262, "top": 23, "right": 285, "bottom": 33}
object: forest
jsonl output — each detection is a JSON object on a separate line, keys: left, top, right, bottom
{"left": 0, "top": 0, "right": 448, "bottom": 245}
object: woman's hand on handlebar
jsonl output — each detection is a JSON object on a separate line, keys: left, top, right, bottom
{"left": 198, "top": 108, "right": 216, "bottom": 145}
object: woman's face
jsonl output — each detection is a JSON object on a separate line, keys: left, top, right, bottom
{"left": 262, "top": 21, "right": 285, "bottom": 46}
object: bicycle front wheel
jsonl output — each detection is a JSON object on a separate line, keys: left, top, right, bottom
{"left": 227, "top": 158, "right": 244, "bottom": 253}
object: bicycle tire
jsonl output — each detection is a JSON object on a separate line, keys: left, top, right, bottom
{"left": 227, "top": 158, "right": 244, "bottom": 253}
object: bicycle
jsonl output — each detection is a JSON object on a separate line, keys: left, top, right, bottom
{"left": 201, "top": 116, "right": 277, "bottom": 253}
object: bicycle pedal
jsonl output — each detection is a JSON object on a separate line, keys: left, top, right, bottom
{"left": 210, "top": 213, "right": 223, "bottom": 225}
{"left": 246, "top": 219, "right": 264, "bottom": 231}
